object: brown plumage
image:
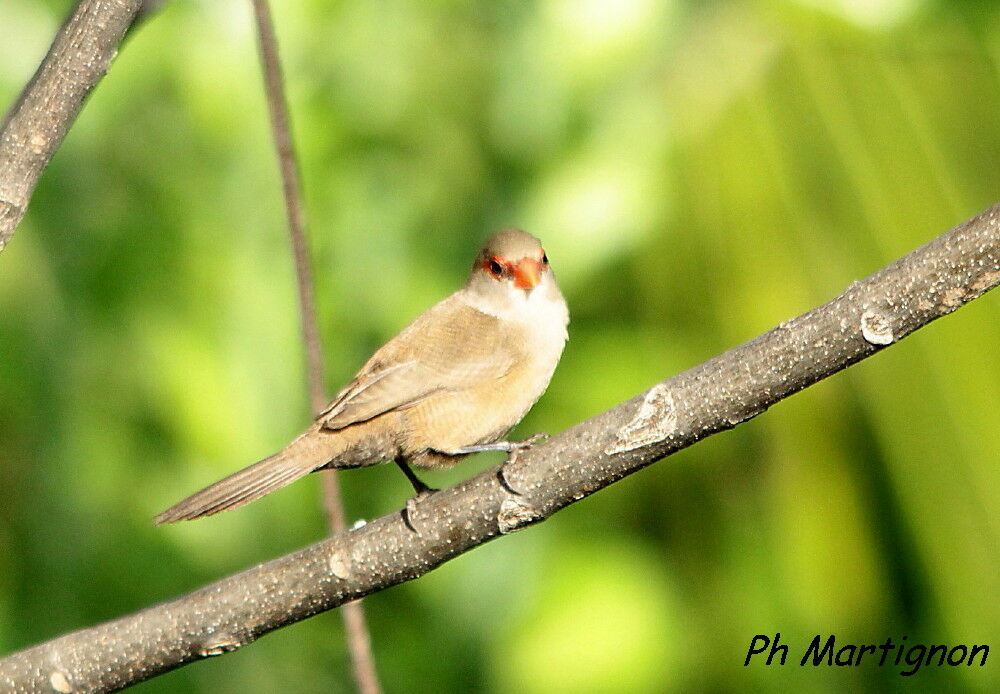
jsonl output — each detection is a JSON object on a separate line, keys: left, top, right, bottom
{"left": 155, "top": 229, "right": 568, "bottom": 524}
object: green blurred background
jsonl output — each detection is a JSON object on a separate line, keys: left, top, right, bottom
{"left": 2, "top": 0, "right": 998, "bottom": 691}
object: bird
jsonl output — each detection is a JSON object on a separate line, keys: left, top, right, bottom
{"left": 155, "top": 229, "right": 568, "bottom": 524}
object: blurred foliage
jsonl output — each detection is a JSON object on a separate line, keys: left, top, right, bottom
{"left": 1, "top": 0, "right": 999, "bottom": 692}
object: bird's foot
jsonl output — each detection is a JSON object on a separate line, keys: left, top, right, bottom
{"left": 452, "top": 432, "right": 549, "bottom": 458}
{"left": 397, "top": 459, "right": 438, "bottom": 533}
{"left": 491, "top": 433, "right": 548, "bottom": 495}
{"left": 395, "top": 459, "right": 438, "bottom": 496}
{"left": 402, "top": 485, "right": 440, "bottom": 533}
{"left": 506, "top": 432, "right": 548, "bottom": 463}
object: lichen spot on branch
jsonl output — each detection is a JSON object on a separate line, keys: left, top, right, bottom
{"left": 860, "top": 310, "right": 894, "bottom": 345}
{"left": 606, "top": 383, "right": 678, "bottom": 455}
{"left": 498, "top": 498, "right": 542, "bottom": 534}
{"left": 968, "top": 269, "right": 1000, "bottom": 298}
{"left": 49, "top": 672, "right": 73, "bottom": 693}
{"left": 198, "top": 633, "right": 243, "bottom": 657}
{"left": 329, "top": 551, "right": 353, "bottom": 579}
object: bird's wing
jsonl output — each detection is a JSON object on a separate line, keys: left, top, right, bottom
{"left": 318, "top": 299, "right": 521, "bottom": 430}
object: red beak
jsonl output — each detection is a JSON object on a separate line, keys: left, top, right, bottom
{"left": 512, "top": 258, "right": 542, "bottom": 290}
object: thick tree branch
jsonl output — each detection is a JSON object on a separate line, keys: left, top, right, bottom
{"left": 250, "top": 1, "right": 382, "bottom": 692}
{"left": 0, "top": 0, "right": 145, "bottom": 252}
{"left": 1, "top": 203, "right": 998, "bottom": 692}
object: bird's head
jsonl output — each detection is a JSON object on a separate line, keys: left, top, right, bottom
{"left": 468, "top": 228, "right": 550, "bottom": 294}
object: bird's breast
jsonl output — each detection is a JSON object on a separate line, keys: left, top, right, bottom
{"left": 402, "top": 293, "right": 567, "bottom": 459}
{"left": 466, "top": 293, "right": 567, "bottom": 442}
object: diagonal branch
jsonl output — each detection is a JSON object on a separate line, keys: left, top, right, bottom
{"left": 1, "top": 203, "right": 997, "bottom": 692}
{"left": 0, "top": 0, "right": 145, "bottom": 253}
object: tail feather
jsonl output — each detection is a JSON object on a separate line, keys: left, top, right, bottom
{"left": 155, "top": 428, "right": 331, "bottom": 524}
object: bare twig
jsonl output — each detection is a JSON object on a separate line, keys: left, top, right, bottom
{"left": 249, "top": 2, "right": 382, "bottom": 693}
{"left": 0, "top": 0, "right": 145, "bottom": 252}
{"left": 250, "top": 0, "right": 324, "bottom": 411}
{"left": 2, "top": 203, "right": 997, "bottom": 693}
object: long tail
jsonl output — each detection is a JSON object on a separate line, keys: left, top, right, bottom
{"left": 154, "top": 425, "right": 334, "bottom": 524}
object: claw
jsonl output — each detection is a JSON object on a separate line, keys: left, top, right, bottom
{"left": 402, "top": 489, "right": 437, "bottom": 534}
{"left": 497, "top": 432, "right": 548, "bottom": 495}
{"left": 452, "top": 432, "right": 550, "bottom": 457}
{"left": 508, "top": 432, "right": 548, "bottom": 461}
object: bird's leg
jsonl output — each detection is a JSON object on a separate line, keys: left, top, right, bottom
{"left": 450, "top": 432, "right": 549, "bottom": 457}
{"left": 397, "top": 458, "right": 438, "bottom": 534}
{"left": 453, "top": 433, "right": 549, "bottom": 496}
{"left": 395, "top": 458, "right": 437, "bottom": 496}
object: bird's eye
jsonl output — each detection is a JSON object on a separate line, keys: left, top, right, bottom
{"left": 541, "top": 252, "right": 548, "bottom": 264}
{"left": 488, "top": 259, "right": 505, "bottom": 277}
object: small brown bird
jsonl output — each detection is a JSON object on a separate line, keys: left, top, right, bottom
{"left": 155, "top": 229, "right": 568, "bottom": 524}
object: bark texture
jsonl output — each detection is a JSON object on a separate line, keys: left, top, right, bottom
{"left": 0, "top": 0, "right": 143, "bottom": 252}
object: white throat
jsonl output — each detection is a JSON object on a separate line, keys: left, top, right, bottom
{"left": 463, "top": 274, "right": 569, "bottom": 339}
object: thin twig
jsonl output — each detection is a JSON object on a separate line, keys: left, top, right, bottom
{"left": 250, "top": 0, "right": 324, "bottom": 410}
{"left": 2, "top": 203, "right": 998, "bottom": 693}
{"left": 249, "top": 2, "right": 382, "bottom": 693}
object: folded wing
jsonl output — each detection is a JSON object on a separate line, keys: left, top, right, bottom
{"left": 319, "top": 300, "right": 519, "bottom": 430}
